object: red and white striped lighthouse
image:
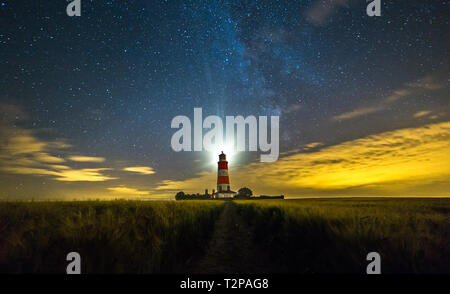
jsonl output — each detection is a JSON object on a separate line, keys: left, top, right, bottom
{"left": 217, "top": 151, "right": 230, "bottom": 192}
{"left": 214, "top": 151, "right": 237, "bottom": 198}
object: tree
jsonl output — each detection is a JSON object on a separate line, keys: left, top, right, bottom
{"left": 237, "top": 187, "right": 252, "bottom": 199}
{"left": 175, "top": 191, "right": 185, "bottom": 200}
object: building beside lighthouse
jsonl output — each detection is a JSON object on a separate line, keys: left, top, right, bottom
{"left": 213, "top": 151, "right": 237, "bottom": 199}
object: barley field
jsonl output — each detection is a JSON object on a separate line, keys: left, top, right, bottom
{"left": 0, "top": 198, "right": 448, "bottom": 273}
{"left": 0, "top": 200, "right": 223, "bottom": 273}
{"left": 234, "top": 198, "right": 450, "bottom": 273}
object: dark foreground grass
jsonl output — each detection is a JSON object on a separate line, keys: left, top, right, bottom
{"left": 0, "top": 198, "right": 448, "bottom": 273}
{"left": 0, "top": 200, "right": 224, "bottom": 273}
{"left": 235, "top": 198, "right": 450, "bottom": 273}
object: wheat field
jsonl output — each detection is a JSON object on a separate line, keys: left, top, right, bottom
{"left": 0, "top": 198, "right": 448, "bottom": 273}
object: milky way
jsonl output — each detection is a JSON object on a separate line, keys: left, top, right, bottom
{"left": 0, "top": 1, "right": 448, "bottom": 199}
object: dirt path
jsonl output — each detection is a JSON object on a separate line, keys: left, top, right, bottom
{"left": 194, "top": 201, "right": 269, "bottom": 274}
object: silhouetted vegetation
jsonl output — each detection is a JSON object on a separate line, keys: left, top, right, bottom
{"left": 234, "top": 198, "right": 450, "bottom": 273}
{"left": 175, "top": 188, "right": 283, "bottom": 200}
{"left": 0, "top": 200, "right": 224, "bottom": 273}
{"left": 235, "top": 187, "right": 252, "bottom": 199}
{"left": 175, "top": 191, "right": 212, "bottom": 200}
{"left": 256, "top": 195, "right": 284, "bottom": 199}
{"left": 0, "top": 198, "right": 448, "bottom": 273}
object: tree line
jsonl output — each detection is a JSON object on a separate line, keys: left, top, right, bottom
{"left": 175, "top": 187, "right": 253, "bottom": 200}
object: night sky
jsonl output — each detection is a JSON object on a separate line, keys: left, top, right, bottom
{"left": 0, "top": 0, "right": 449, "bottom": 199}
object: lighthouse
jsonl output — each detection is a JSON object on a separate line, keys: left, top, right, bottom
{"left": 214, "top": 151, "right": 237, "bottom": 199}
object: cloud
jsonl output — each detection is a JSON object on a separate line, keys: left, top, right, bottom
{"left": 0, "top": 127, "right": 69, "bottom": 167}
{"left": 303, "top": 142, "right": 324, "bottom": 149}
{"left": 4, "top": 131, "right": 47, "bottom": 155}
{"left": 384, "top": 89, "right": 411, "bottom": 103}
{"left": 50, "top": 165, "right": 70, "bottom": 170}
{"left": 0, "top": 105, "right": 114, "bottom": 182}
{"left": 54, "top": 168, "right": 115, "bottom": 182}
{"left": 34, "top": 152, "right": 65, "bottom": 163}
{"left": 332, "top": 75, "right": 445, "bottom": 121}
{"left": 156, "top": 121, "right": 450, "bottom": 196}
{"left": 156, "top": 171, "right": 216, "bottom": 191}
{"left": 408, "top": 75, "right": 444, "bottom": 91}
{"left": 280, "top": 142, "right": 324, "bottom": 157}
{"left": 413, "top": 110, "right": 432, "bottom": 118}
{"left": 2, "top": 166, "right": 60, "bottom": 177}
{"left": 123, "top": 166, "right": 155, "bottom": 175}
{"left": 68, "top": 156, "right": 106, "bottom": 163}
{"left": 0, "top": 103, "right": 28, "bottom": 123}
{"left": 332, "top": 106, "right": 384, "bottom": 121}
{"left": 3, "top": 166, "right": 115, "bottom": 182}
{"left": 107, "top": 186, "right": 150, "bottom": 196}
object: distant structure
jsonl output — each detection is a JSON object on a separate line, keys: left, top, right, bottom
{"left": 175, "top": 151, "right": 284, "bottom": 201}
{"left": 213, "top": 152, "right": 237, "bottom": 198}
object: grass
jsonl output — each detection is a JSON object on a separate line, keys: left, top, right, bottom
{"left": 234, "top": 198, "right": 450, "bottom": 273}
{"left": 0, "top": 200, "right": 224, "bottom": 273}
{"left": 0, "top": 198, "right": 448, "bottom": 273}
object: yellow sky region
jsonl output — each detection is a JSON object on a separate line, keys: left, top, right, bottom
{"left": 123, "top": 166, "right": 156, "bottom": 175}
{"left": 2, "top": 166, "right": 116, "bottom": 182}
{"left": 108, "top": 186, "right": 150, "bottom": 196}
{"left": 0, "top": 124, "right": 117, "bottom": 182}
{"left": 68, "top": 156, "right": 106, "bottom": 162}
{"left": 156, "top": 121, "right": 450, "bottom": 196}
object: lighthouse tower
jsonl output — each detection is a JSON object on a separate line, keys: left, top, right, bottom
{"left": 215, "top": 152, "right": 236, "bottom": 198}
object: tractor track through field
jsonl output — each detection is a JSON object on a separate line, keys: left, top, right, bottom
{"left": 193, "top": 202, "right": 271, "bottom": 274}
